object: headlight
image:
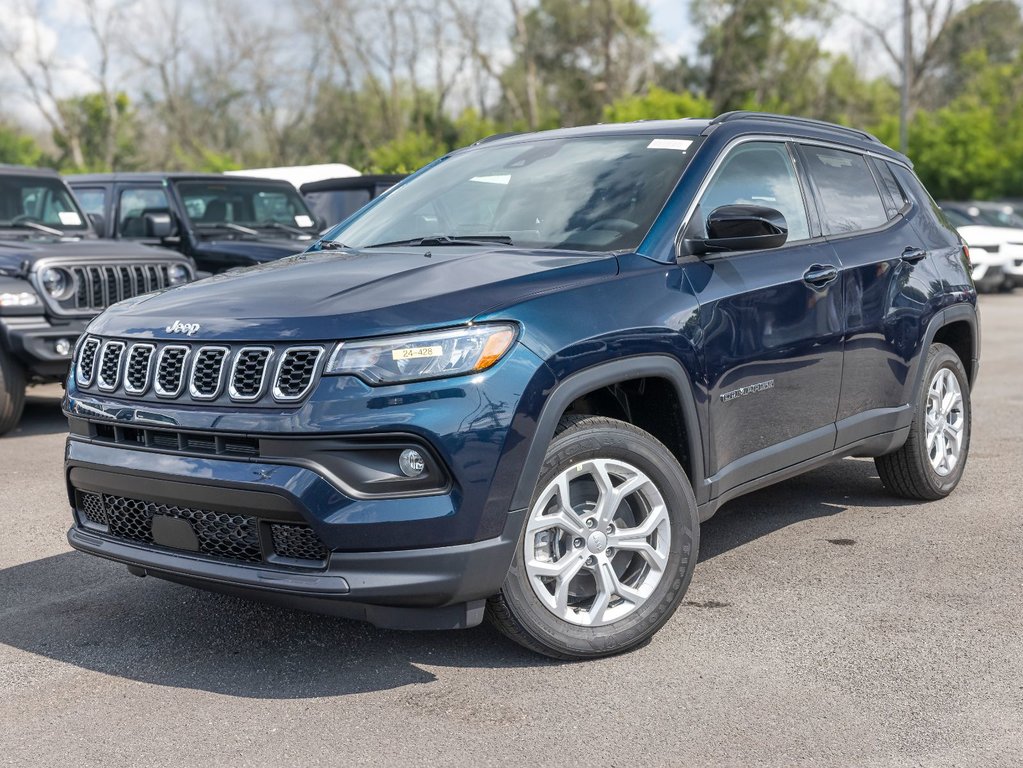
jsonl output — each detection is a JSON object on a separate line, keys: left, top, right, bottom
{"left": 41, "top": 267, "right": 74, "bottom": 299}
{"left": 167, "top": 263, "right": 190, "bottom": 286}
{"left": 325, "top": 323, "right": 518, "bottom": 384}
{"left": 0, "top": 291, "right": 41, "bottom": 308}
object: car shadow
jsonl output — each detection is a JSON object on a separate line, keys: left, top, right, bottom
{"left": 0, "top": 458, "right": 914, "bottom": 698}
{"left": 5, "top": 388, "right": 68, "bottom": 439}
{"left": 697, "top": 457, "right": 913, "bottom": 561}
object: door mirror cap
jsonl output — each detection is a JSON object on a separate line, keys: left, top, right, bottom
{"left": 86, "top": 212, "right": 105, "bottom": 234}
{"left": 688, "top": 204, "right": 788, "bottom": 255}
{"left": 143, "top": 211, "right": 176, "bottom": 240}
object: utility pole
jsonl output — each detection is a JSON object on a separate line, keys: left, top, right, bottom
{"left": 900, "top": 0, "right": 911, "bottom": 154}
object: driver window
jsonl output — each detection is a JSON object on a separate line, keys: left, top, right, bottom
{"left": 698, "top": 142, "right": 810, "bottom": 243}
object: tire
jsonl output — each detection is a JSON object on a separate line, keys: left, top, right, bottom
{"left": 487, "top": 415, "right": 699, "bottom": 660}
{"left": 0, "top": 345, "right": 26, "bottom": 436}
{"left": 875, "top": 343, "right": 971, "bottom": 500}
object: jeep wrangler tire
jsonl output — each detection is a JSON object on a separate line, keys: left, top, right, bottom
{"left": 488, "top": 415, "right": 699, "bottom": 659}
{"left": 0, "top": 345, "right": 26, "bottom": 436}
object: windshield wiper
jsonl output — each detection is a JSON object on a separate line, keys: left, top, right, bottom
{"left": 365, "top": 234, "right": 515, "bottom": 248}
{"left": 260, "top": 221, "right": 312, "bottom": 237}
{"left": 317, "top": 239, "right": 350, "bottom": 251}
{"left": 196, "top": 222, "right": 260, "bottom": 237}
{"left": 10, "top": 220, "right": 64, "bottom": 236}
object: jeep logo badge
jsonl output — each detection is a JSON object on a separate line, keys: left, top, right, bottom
{"left": 165, "top": 320, "right": 201, "bottom": 336}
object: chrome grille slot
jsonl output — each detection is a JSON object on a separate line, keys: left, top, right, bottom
{"left": 190, "top": 346, "right": 229, "bottom": 400}
{"left": 123, "top": 344, "right": 156, "bottom": 395}
{"left": 274, "top": 347, "right": 323, "bottom": 401}
{"left": 155, "top": 345, "right": 190, "bottom": 397}
{"left": 229, "top": 347, "right": 273, "bottom": 401}
{"left": 76, "top": 337, "right": 100, "bottom": 387}
{"left": 97, "top": 341, "right": 126, "bottom": 391}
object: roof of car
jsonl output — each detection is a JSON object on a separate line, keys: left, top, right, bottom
{"left": 0, "top": 164, "right": 61, "bottom": 177}
{"left": 300, "top": 174, "right": 407, "bottom": 193}
{"left": 66, "top": 172, "right": 297, "bottom": 186}
{"left": 466, "top": 111, "right": 910, "bottom": 165}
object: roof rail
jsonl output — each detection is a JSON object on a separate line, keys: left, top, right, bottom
{"left": 473, "top": 132, "right": 522, "bottom": 146}
{"left": 707, "top": 111, "right": 880, "bottom": 143}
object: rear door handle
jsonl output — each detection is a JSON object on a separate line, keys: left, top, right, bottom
{"left": 901, "top": 246, "right": 927, "bottom": 263}
{"left": 803, "top": 264, "right": 839, "bottom": 287}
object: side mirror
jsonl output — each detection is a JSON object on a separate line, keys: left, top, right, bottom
{"left": 689, "top": 204, "right": 788, "bottom": 255}
{"left": 143, "top": 212, "right": 175, "bottom": 240}
{"left": 87, "top": 212, "right": 105, "bottom": 234}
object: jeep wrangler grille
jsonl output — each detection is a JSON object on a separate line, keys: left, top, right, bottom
{"left": 70, "top": 263, "right": 169, "bottom": 311}
{"left": 75, "top": 336, "right": 324, "bottom": 406}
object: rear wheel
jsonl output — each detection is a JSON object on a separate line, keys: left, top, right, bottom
{"left": 875, "top": 343, "right": 971, "bottom": 500}
{"left": 488, "top": 415, "right": 699, "bottom": 659}
{"left": 0, "top": 345, "right": 26, "bottom": 436}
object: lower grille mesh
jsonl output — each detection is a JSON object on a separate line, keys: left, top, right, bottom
{"left": 74, "top": 491, "right": 329, "bottom": 565}
{"left": 270, "top": 523, "right": 329, "bottom": 562}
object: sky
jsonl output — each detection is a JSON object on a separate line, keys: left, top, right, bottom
{"left": 0, "top": 0, "right": 896, "bottom": 133}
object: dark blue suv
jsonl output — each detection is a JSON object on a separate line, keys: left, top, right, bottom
{"left": 63, "top": 112, "right": 979, "bottom": 659}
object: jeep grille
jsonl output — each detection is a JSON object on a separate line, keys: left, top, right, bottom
{"left": 75, "top": 336, "right": 324, "bottom": 406}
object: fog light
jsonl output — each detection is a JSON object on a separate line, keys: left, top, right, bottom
{"left": 398, "top": 448, "right": 426, "bottom": 477}
{"left": 54, "top": 338, "right": 72, "bottom": 356}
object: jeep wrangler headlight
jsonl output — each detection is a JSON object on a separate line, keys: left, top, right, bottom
{"left": 41, "top": 267, "right": 75, "bottom": 299}
{"left": 167, "top": 263, "right": 190, "bottom": 286}
{"left": 325, "top": 323, "right": 518, "bottom": 384}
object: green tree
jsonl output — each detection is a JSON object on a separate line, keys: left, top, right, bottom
{"left": 0, "top": 123, "right": 43, "bottom": 166}
{"left": 603, "top": 87, "right": 714, "bottom": 122}
{"left": 690, "top": 0, "right": 830, "bottom": 113}
{"left": 53, "top": 92, "right": 141, "bottom": 172}
{"left": 501, "top": 0, "right": 655, "bottom": 128}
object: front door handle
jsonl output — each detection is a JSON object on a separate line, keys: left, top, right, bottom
{"left": 803, "top": 264, "right": 839, "bottom": 287}
{"left": 901, "top": 246, "right": 927, "bottom": 263}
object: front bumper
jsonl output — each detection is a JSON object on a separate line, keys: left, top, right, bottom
{"left": 62, "top": 342, "right": 553, "bottom": 627}
{"left": 67, "top": 515, "right": 522, "bottom": 629}
{"left": 1, "top": 315, "right": 89, "bottom": 378}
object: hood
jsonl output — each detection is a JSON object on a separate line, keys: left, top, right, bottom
{"left": 192, "top": 238, "right": 310, "bottom": 264}
{"left": 0, "top": 238, "right": 177, "bottom": 277}
{"left": 88, "top": 246, "right": 619, "bottom": 341}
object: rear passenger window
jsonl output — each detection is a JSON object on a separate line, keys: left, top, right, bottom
{"left": 802, "top": 147, "right": 887, "bottom": 234}
{"left": 73, "top": 188, "right": 106, "bottom": 217}
{"left": 873, "top": 161, "right": 909, "bottom": 218}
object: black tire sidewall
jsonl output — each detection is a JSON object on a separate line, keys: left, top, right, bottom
{"left": 914, "top": 346, "right": 972, "bottom": 496}
{"left": 0, "top": 344, "right": 26, "bottom": 435}
{"left": 501, "top": 419, "right": 699, "bottom": 657}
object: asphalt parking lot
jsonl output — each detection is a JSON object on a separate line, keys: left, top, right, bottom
{"left": 1, "top": 295, "right": 1020, "bottom": 767}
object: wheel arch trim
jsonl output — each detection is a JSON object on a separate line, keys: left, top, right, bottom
{"left": 510, "top": 355, "right": 707, "bottom": 510}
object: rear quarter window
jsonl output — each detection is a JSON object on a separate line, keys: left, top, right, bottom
{"left": 802, "top": 146, "right": 888, "bottom": 235}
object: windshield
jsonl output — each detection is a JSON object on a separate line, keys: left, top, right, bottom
{"left": 328, "top": 136, "right": 696, "bottom": 252}
{"left": 175, "top": 180, "right": 318, "bottom": 235}
{"left": 0, "top": 175, "right": 90, "bottom": 232}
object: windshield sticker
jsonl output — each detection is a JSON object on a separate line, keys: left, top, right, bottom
{"left": 470, "top": 174, "right": 511, "bottom": 185}
{"left": 295, "top": 214, "right": 314, "bottom": 228}
{"left": 647, "top": 139, "right": 692, "bottom": 152}
{"left": 58, "top": 211, "right": 83, "bottom": 226}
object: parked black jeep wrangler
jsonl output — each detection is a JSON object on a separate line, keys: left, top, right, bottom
{"left": 0, "top": 166, "right": 194, "bottom": 434}
{"left": 299, "top": 174, "right": 406, "bottom": 229}
{"left": 67, "top": 173, "right": 322, "bottom": 274}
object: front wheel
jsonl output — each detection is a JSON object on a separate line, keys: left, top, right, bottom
{"left": 0, "top": 345, "right": 26, "bottom": 436}
{"left": 488, "top": 415, "right": 699, "bottom": 659}
{"left": 875, "top": 343, "right": 971, "bottom": 499}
